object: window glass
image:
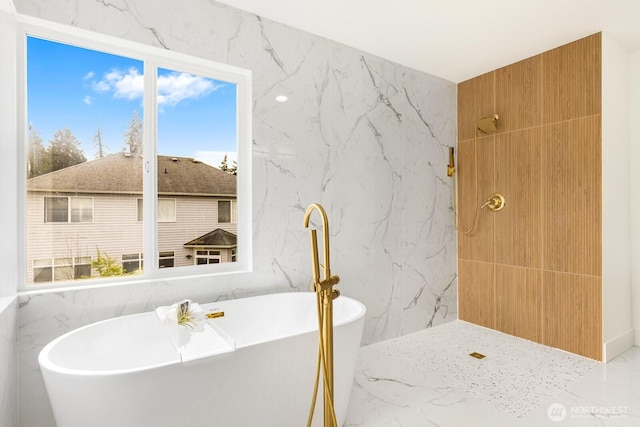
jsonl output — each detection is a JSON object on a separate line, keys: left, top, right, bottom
{"left": 32, "top": 258, "right": 52, "bottom": 283}
{"left": 156, "top": 66, "right": 238, "bottom": 270}
{"left": 44, "top": 197, "right": 68, "bottom": 223}
{"left": 70, "top": 197, "right": 93, "bottom": 222}
{"left": 137, "top": 198, "right": 143, "bottom": 221}
{"left": 218, "top": 200, "right": 231, "bottom": 223}
{"left": 23, "top": 30, "right": 248, "bottom": 288}
{"left": 157, "top": 198, "right": 176, "bottom": 222}
{"left": 122, "top": 253, "right": 143, "bottom": 273}
{"left": 159, "top": 251, "right": 174, "bottom": 268}
{"left": 26, "top": 36, "right": 144, "bottom": 286}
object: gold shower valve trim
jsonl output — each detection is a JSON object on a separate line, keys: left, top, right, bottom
{"left": 481, "top": 193, "right": 505, "bottom": 212}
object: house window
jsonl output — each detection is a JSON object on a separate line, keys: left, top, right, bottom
{"left": 158, "top": 199, "right": 176, "bottom": 222}
{"left": 22, "top": 24, "right": 251, "bottom": 289}
{"left": 218, "top": 200, "right": 237, "bottom": 223}
{"left": 159, "top": 251, "right": 174, "bottom": 268}
{"left": 196, "top": 250, "right": 221, "bottom": 265}
{"left": 44, "top": 197, "right": 93, "bottom": 223}
{"left": 137, "top": 199, "right": 143, "bottom": 221}
{"left": 122, "top": 253, "right": 143, "bottom": 273}
{"left": 32, "top": 256, "right": 92, "bottom": 283}
{"left": 137, "top": 198, "right": 176, "bottom": 222}
{"left": 231, "top": 248, "right": 237, "bottom": 263}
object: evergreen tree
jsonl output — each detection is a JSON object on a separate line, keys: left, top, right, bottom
{"left": 124, "top": 110, "right": 143, "bottom": 154}
{"left": 219, "top": 154, "right": 237, "bottom": 175}
{"left": 27, "top": 124, "right": 50, "bottom": 178}
{"left": 48, "top": 128, "right": 87, "bottom": 172}
{"left": 220, "top": 154, "right": 229, "bottom": 172}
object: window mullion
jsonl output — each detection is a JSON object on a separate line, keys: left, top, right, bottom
{"left": 143, "top": 59, "right": 158, "bottom": 277}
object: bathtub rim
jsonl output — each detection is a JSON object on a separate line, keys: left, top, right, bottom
{"left": 38, "top": 292, "right": 366, "bottom": 377}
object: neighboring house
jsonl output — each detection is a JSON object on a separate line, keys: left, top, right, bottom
{"left": 26, "top": 152, "right": 237, "bottom": 285}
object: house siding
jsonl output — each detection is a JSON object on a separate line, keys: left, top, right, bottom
{"left": 26, "top": 192, "right": 236, "bottom": 285}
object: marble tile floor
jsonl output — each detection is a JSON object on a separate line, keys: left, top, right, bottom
{"left": 345, "top": 320, "right": 640, "bottom": 426}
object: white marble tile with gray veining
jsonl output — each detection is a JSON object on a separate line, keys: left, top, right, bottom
{"left": 13, "top": 1, "right": 456, "bottom": 426}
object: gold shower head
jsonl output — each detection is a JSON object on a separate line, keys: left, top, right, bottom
{"left": 476, "top": 114, "right": 499, "bottom": 133}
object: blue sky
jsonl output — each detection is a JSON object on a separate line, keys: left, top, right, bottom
{"left": 27, "top": 36, "right": 237, "bottom": 168}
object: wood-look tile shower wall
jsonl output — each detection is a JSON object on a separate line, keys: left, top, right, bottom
{"left": 457, "top": 33, "right": 602, "bottom": 360}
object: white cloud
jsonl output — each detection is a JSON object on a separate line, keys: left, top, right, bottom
{"left": 157, "top": 72, "right": 222, "bottom": 107}
{"left": 91, "top": 68, "right": 221, "bottom": 107}
{"left": 83, "top": 96, "right": 93, "bottom": 105}
{"left": 83, "top": 71, "right": 94, "bottom": 80}
{"left": 194, "top": 151, "right": 237, "bottom": 170}
{"left": 90, "top": 67, "right": 143, "bottom": 100}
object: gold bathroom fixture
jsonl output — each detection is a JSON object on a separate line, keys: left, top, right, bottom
{"left": 469, "top": 352, "right": 486, "bottom": 359}
{"left": 205, "top": 311, "right": 225, "bottom": 319}
{"left": 449, "top": 113, "right": 499, "bottom": 234}
{"left": 476, "top": 113, "right": 499, "bottom": 134}
{"left": 447, "top": 147, "right": 455, "bottom": 177}
{"left": 304, "top": 203, "right": 340, "bottom": 427}
{"left": 481, "top": 193, "right": 505, "bottom": 212}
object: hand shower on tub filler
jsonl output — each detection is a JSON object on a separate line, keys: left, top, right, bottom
{"left": 304, "top": 203, "right": 341, "bottom": 427}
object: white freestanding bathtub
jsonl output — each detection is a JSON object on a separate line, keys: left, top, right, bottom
{"left": 39, "top": 292, "right": 366, "bottom": 427}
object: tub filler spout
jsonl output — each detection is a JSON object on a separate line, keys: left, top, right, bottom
{"left": 304, "top": 203, "right": 341, "bottom": 427}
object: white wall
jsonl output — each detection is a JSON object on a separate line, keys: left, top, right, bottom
{"left": 0, "top": 1, "right": 18, "bottom": 426}
{"left": 630, "top": 48, "right": 640, "bottom": 346}
{"left": 601, "top": 33, "right": 634, "bottom": 361}
{"left": 12, "top": 1, "right": 457, "bottom": 426}
{"left": 0, "top": 0, "right": 16, "bottom": 300}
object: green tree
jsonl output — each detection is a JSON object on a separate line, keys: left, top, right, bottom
{"left": 219, "top": 154, "right": 237, "bottom": 175}
{"left": 92, "top": 248, "right": 126, "bottom": 277}
{"left": 27, "top": 124, "right": 50, "bottom": 178}
{"left": 124, "top": 110, "right": 143, "bottom": 154}
{"left": 48, "top": 128, "right": 86, "bottom": 173}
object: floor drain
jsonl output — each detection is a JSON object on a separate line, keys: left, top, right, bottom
{"left": 469, "top": 352, "right": 486, "bottom": 359}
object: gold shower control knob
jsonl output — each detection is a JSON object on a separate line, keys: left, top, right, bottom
{"left": 481, "top": 193, "right": 505, "bottom": 212}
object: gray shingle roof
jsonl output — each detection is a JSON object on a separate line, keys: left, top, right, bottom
{"left": 27, "top": 153, "right": 236, "bottom": 196}
{"left": 184, "top": 228, "right": 237, "bottom": 247}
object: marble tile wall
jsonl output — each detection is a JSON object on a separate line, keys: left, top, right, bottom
{"left": 13, "top": 1, "right": 456, "bottom": 426}
{"left": 0, "top": 299, "right": 17, "bottom": 427}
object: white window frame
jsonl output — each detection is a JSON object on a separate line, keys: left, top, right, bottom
{"left": 122, "top": 253, "right": 144, "bottom": 273}
{"left": 195, "top": 250, "right": 222, "bottom": 265}
{"left": 16, "top": 15, "right": 252, "bottom": 290}
{"left": 32, "top": 256, "right": 92, "bottom": 283}
{"left": 158, "top": 251, "right": 175, "bottom": 268}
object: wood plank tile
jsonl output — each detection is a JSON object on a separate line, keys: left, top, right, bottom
{"left": 458, "top": 259, "right": 495, "bottom": 329}
{"left": 542, "top": 33, "right": 601, "bottom": 124}
{"left": 457, "top": 136, "right": 495, "bottom": 263}
{"left": 495, "top": 265, "right": 543, "bottom": 343}
{"left": 458, "top": 71, "right": 495, "bottom": 141}
{"left": 542, "top": 271, "right": 602, "bottom": 360}
{"left": 542, "top": 116, "right": 602, "bottom": 276}
{"left": 495, "top": 54, "right": 543, "bottom": 133}
{"left": 494, "top": 128, "right": 543, "bottom": 268}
